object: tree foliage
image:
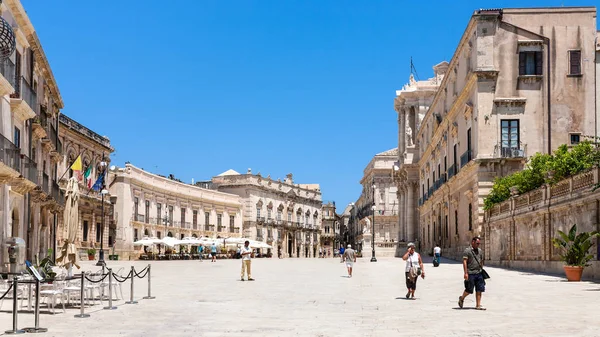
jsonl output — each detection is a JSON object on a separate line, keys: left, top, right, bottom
{"left": 484, "top": 141, "right": 600, "bottom": 210}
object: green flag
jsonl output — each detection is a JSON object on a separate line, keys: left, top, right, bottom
{"left": 83, "top": 164, "right": 92, "bottom": 188}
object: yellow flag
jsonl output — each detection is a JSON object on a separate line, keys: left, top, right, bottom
{"left": 70, "top": 155, "right": 82, "bottom": 171}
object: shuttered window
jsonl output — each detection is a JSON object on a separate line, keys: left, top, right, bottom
{"left": 518, "top": 51, "right": 543, "bottom": 76}
{"left": 568, "top": 50, "right": 581, "bottom": 75}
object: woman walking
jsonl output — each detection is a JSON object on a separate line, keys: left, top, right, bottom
{"left": 402, "top": 242, "right": 425, "bottom": 299}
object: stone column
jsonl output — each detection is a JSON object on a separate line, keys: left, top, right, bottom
{"left": 398, "top": 107, "right": 406, "bottom": 155}
{"left": 407, "top": 183, "right": 415, "bottom": 241}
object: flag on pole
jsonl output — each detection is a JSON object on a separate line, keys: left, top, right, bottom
{"left": 83, "top": 163, "right": 93, "bottom": 188}
{"left": 91, "top": 170, "right": 105, "bottom": 192}
{"left": 70, "top": 156, "right": 82, "bottom": 171}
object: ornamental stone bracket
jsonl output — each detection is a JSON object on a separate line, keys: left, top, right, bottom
{"left": 31, "top": 121, "right": 47, "bottom": 141}
{"left": 0, "top": 73, "right": 14, "bottom": 97}
{"left": 9, "top": 176, "right": 38, "bottom": 195}
{"left": 10, "top": 98, "right": 36, "bottom": 122}
{"left": 49, "top": 150, "right": 63, "bottom": 164}
{"left": 518, "top": 75, "right": 543, "bottom": 84}
{"left": 0, "top": 164, "right": 20, "bottom": 183}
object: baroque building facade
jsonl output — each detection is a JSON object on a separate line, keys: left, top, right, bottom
{"left": 0, "top": 0, "right": 65, "bottom": 266}
{"left": 392, "top": 63, "right": 445, "bottom": 255}
{"left": 211, "top": 169, "right": 322, "bottom": 258}
{"left": 109, "top": 164, "right": 243, "bottom": 260}
{"left": 320, "top": 201, "right": 338, "bottom": 255}
{"left": 355, "top": 148, "right": 399, "bottom": 258}
{"left": 56, "top": 114, "right": 114, "bottom": 259}
{"left": 414, "top": 7, "right": 598, "bottom": 259}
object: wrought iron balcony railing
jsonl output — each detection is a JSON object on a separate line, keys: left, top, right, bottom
{"left": 0, "top": 134, "right": 20, "bottom": 172}
{"left": 12, "top": 76, "right": 37, "bottom": 114}
{"left": 0, "top": 58, "right": 15, "bottom": 89}
{"left": 494, "top": 143, "right": 527, "bottom": 159}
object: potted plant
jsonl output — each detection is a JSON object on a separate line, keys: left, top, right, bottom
{"left": 87, "top": 248, "right": 96, "bottom": 260}
{"left": 552, "top": 224, "right": 600, "bottom": 281}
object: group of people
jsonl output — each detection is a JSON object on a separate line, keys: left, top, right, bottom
{"left": 401, "top": 237, "right": 487, "bottom": 310}
{"left": 236, "top": 236, "right": 488, "bottom": 310}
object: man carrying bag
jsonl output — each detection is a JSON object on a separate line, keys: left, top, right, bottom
{"left": 458, "top": 236, "right": 489, "bottom": 310}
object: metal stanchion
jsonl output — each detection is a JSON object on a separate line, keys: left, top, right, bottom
{"left": 103, "top": 268, "right": 117, "bottom": 310}
{"left": 125, "top": 266, "right": 138, "bottom": 304}
{"left": 74, "top": 273, "right": 90, "bottom": 318}
{"left": 5, "top": 277, "right": 25, "bottom": 335}
{"left": 24, "top": 279, "right": 48, "bottom": 333}
{"left": 142, "top": 264, "right": 155, "bottom": 299}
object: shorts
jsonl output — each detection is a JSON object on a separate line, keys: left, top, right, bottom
{"left": 211, "top": 252, "right": 217, "bottom": 257}
{"left": 345, "top": 262, "right": 354, "bottom": 268}
{"left": 465, "top": 272, "right": 486, "bottom": 293}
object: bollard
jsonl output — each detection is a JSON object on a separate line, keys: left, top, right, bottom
{"left": 5, "top": 277, "right": 25, "bottom": 335}
{"left": 24, "top": 278, "right": 48, "bottom": 332}
{"left": 142, "top": 264, "right": 155, "bottom": 299}
{"left": 103, "top": 269, "right": 117, "bottom": 310}
{"left": 125, "top": 266, "right": 138, "bottom": 304}
{"left": 74, "top": 273, "right": 90, "bottom": 318}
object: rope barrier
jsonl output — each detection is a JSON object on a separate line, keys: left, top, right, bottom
{"left": 84, "top": 272, "right": 110, "bottom": 284}
{"left": 112, "top": 270, "right": 133, "bottom": 283}
{"left": 133, "top": 266, "right": 149, "bottom": 278}
{"left": 134, "top": 268, "right": 149, "bottom": 279}
{"left": 0, "top": 283, "right": 13, "bottom": 300}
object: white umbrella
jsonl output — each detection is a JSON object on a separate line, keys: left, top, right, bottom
{"left": 133, "top": 237, "right": 162, "bottom": 246}
{"left": 56, "top": 177, "right": 80, "bottom": 274}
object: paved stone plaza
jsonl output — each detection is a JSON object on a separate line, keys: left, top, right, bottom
{"left": 1, "top": 257, "right": 600, "bottom": 336}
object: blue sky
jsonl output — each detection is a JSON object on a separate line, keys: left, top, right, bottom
{"left": 23, "top": 0, "right": 597, "bottom": 210}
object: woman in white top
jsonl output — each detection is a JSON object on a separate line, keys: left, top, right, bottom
{"left": 402, "top": 242, "right": 425, "bottom": 299}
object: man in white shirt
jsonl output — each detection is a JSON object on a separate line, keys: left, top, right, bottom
{"left": 434, "top": 244, "right": 441, "bottom": 266}
{"left": 240, "top": 241, "right": 254, "bottom": 281}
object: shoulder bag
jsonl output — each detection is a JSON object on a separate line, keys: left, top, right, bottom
{"left": 471, "top": 248, "right": 490, "bottom": 279}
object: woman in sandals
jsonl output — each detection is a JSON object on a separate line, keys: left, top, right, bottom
{"left": 402, "top": 242, "right": 425, "bottom": 299}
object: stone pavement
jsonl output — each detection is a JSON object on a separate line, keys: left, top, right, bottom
{"left": 1, "top": 256, "right": 600, "bottom": 337}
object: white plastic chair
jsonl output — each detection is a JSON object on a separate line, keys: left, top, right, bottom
{"left": 39, "top": 280, "right": 67, "bottom": 314}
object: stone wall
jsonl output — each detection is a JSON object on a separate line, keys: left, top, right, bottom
{"left": 484, "top": 168, "right": 600, "bottom": 280}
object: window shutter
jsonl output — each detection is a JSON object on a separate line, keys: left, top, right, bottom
{"left": 535, "top": 51, "right": 543, "bottom": 75}
{"left": 570, "top": 50, "right": 581, "bottom": 75}
{"left": 518, "top": 52, "right": 526, "bottom": 75}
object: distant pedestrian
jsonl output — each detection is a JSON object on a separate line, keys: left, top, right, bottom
{"left": 198, "top": 245, "right": 204, "bottom": 262}
{"left": 458, "top": 237, "right": 486, "bottom": 310}
{"left": 240, "top": 240, "right": 254, "bottom": 281}
{"left": 343, "top": 244, "right": 356, "bottom": 277}
{"left": 433, "top": 244, "right": 441, "bottom": 266}
{"left": 402, "top": 242, "right": 425, "bottom": 299}
{"left": 339, "top": 246, "right": 345, "bottom": 263}
{"left": 211, "top": 243, "right": 217, "bottom": 262}
{"left": 319, "top": 247, "right": 323, "bottom": 258}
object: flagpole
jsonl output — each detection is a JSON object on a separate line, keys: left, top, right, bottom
{"left": 58, "top": 149, "right": 91, "bottom": 183}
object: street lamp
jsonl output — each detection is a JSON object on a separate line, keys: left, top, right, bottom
{"left": 371, "top": 179, "right": 377, "bottom": 262}
{"left": 96, "top": 161, "right": 108, "bottom": 266}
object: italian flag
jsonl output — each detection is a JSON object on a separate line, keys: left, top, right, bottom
{"left": 83, "top": 165, "right": 93, "bottom": 188}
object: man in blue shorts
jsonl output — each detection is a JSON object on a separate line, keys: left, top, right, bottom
{"left": 458, "top": 237, "right": 486, "bottom": 310}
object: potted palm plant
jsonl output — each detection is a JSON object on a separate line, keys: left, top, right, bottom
{"left": 87, "top": 248, "right": 97, "bottom": 260}
{"left": 552, "top": 224, "right": 599, "bottom": 281}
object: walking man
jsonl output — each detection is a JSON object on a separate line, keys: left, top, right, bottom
{"left": 458, "top": 237, "right": 486, "bottom": 310}
{"left": 343, "top": 244, "right": 356, "bottom": 278}
{"left": 211, "top": 242, "right": 217, "bottom": 262}
{"left": 433, "top": 244, "right": 441, "bottom": 266}
{"left": 339, "top": 245, "right": 345, "bottom": 263}
{"left": 198, "top": 245, "right": 204, "bottom": 262}
{"left": 240, "top": 240, "right": 254, "bottom": 281}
